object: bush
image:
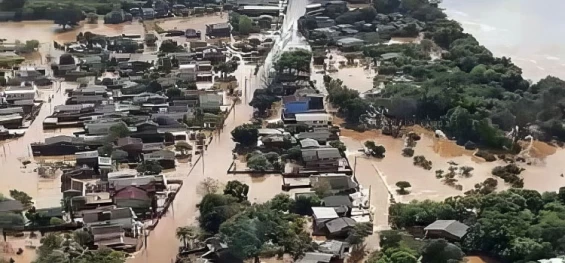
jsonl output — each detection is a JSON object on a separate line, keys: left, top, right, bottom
{"left": 49, "top": 217, "right": 65, "bottom": 225}
{"left": 413, "top": 155, "right": 432, "bottom": 170}
{"left": 402, "top": 147, "right": 415, "bottom": 157}
{"left": 492, "top": 164, "right": 524, "bottom": 188}
{"left": 396, "top": 181, "right": 411, "bottom": 195}
{"left": 475, "top": 150, "right": 496, "bottom": 162}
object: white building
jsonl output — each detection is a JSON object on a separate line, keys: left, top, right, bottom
{"left": 295, "top": 113, "right": 332, "bottom": 128}
{"left": 3, "top": 84, "right": 37, "bottom": 102}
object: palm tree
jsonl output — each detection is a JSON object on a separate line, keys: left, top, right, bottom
{"left": 176, "top": 226, "right": 199, "bottom": 249}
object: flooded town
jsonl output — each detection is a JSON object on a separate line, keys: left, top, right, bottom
{"left": 1, "top": 0, "right": 565, "bottom": 263}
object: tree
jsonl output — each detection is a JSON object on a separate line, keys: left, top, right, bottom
{"left": 108, "top": 123, "right": 130, "bottom": 141}
{"left": 231, "top": 124, "right": 259, "bottom": 146}
{"left": 396, "top": 181, "right": 411, "bottom": 195}
{"left": 53, "top": 4, "right": 83, "bottom": 29}
{"left": 247, "top": 154, "right": 271, "bottom": 171}
{"left": 249, "top": 94, "right": 279, "bottom": 116}
{"left": 328, "top": 140, "right": 346, "bottom": 156}
{"left": 166, "top": 87, "right": 182, "bottom": 98}
{"left": 365, "top": 141, "right": 386, "bottom": 158}
{"left": 269, "top": 194, "right": 295, "bottom": 212}
{"left": 198, "top": 177, "right": 221, "bottom": 195}
{"left": 312, "top": 180, "right": 332, "bottom": 198}
{"left": 111, "top": 149, "right": 128, "bottom": 163}
{"left": 9, "top": 189, "right": 33, "bottom": 209}
{"left": 224, "top": 181, "right": 249, "bottom": 202}
{"left": 198, "top": 194, "right": 245, "bottom": 234}
{"left": 238, "top": 15, "right": 253, "bottom": 35}
{"left": 275, "top": 49, "right": 312, "bottom": 75}
{"left": 176, "top": 226, "right": 199, "bottom": 249}
{"left": 86, "top": 13, "right": 98, "bottom": 24}
{"left": 390, "top": 251, "right": 418, "bottom": 263}
{"left": 136, "top": 160, "right": 163, "bottom": 175}
{"left": 346, "top": 222, "right": 373, "bottom": 245}
{"left": 159, "top": 39, "right": 185, "bottom": 53}
{"left": 291, "top": 195, "right": 321, "bottom": 215}
{"left": 214, "top": 60, "right": 239, "bottom": 79}
{"left": 147, "top": 80, "right": 163, "bottom": 93}
{"left": 421, "top": 239, "right": 464, "bottom": 263}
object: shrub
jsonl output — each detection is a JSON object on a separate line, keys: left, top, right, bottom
{"left": 413, "top": 155, "right": 432, "bottom": 170}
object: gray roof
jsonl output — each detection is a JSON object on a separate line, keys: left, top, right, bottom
{"left": 322, "top": 195, "right": 352, "bottom": 208}
{"left": 296, "top": 252, "right": 333, "bottom": 263}
{"left": 381, "top": 52, "right": 402, "bottom": 60}
{"left": 0, "top": 107, "right": 23, "bottom": 115}
{"left": 424, "top": 220, "right": 469, "bottom": 239}
{"left": 117, "top": 137, "right": 143, "bottom": 147}
{"left": 301, "top": 147, "right": 340, "bottom": 161}
{"left": 109, "top": 176, "right": 161, "bottom": 190}
{"left": 44, "top": 135, "right": 83, "bottom": 145}
{"left": 75, "top": 150, "right": 99, "bottom": 159}
{"left": 82, "top": 207, "right": 133, "bottom": 223}
{"left": 300, "top": 138, "right": 320, "bottom": 148}
{"left": 317, "top": 240, "right": 347, "bottom": 256}
{"left": 0, "top": 200, "right": 24, "bottom": 212}
{"left": 297, "top": 130, "right": 332, "bottom": 142}
{"left": 325, "top": 217, "right": 356, "bottom": 234}
{"left": 143, "top": 150, "right": 175, "bottom": 161}
{"left": 337, "top": 37, "right": 363, "bottom": 45}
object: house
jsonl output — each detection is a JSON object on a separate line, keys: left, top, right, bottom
{"left": 295, "top": 113, "right": 332, "bottom": 128}
{"left": 185, "top": 29, "right": 201, "bottom": 39}
{"left": 0, "top": 113, "right": 22, "bottom": 129}
{"left": 317, "top": 240, "right": 350, "bottom": 259}
{"left": 237, "top": 5, "right": 280, "bottom": 16}
{"left": 299, "top": 138, "right": 320, "bottom": 149}
{"left": 336, "top": 37, "right": 364, "bottom": 50}
{"left": 296, "top": 252, "right": 333, "bottom": 263}
{"left": 206, "top": 23, "right": 231, "bottom": 38}
{"left": 108, "top": 175, "right": 167, "bottom": 192}
{"left": 75, "top": 150, "right": 100, "bottom": 167}
{"left": 82, "top": 207, "right": 137, "bottom": 230}
{"left": 31, "top": 136, "right": 101, "bottom": 156}
{"left": 301, "top": 147, "right": 341, "bottom": 171}
{"left": 179, "top": 64, "right": 197, "bottom": 81}
{"left": 296, "top": 129, "right": 337, "bottom": 145}
{"left": 142, "top": 150, "right": 175, "bottom": 169}
{"left": 282, "top": 95, "right": 310, "bottom": 114}
{"left": 91, "top": 225, "right": 125, "bottom": 247}
{"left": 311, "top": 207, "right": 341, "bottom": 236}
{"left": 310, "top": 173, "right": 358, "bottom": 193}
{"left": 141, "top": 8, "right": 155, "bottom": 20}
{"left": 0, "top": 200, "right": 24, "bottom": 229}
{"left": 199, "top": 93, "right": 223, "bottom": 109}
{"left": 113, "top": 186, "right": 154, "bottom": 215}
{"left": 424, "top": 220, "right": 469, "bottom": 241}
{"left": 322, "top": 195, "right": 353, "bottom": 216}
{"left": 0, "top": 200, "right": 24, "bottom": 213}
{"left": 3, "top": 85, "right": 37, "bottom": 102}
{"left": 315, "top": 215, "right": 356, "bottom": 238}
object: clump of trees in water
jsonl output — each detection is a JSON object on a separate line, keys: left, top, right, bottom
{"left": 388, "top": 188, "right": 565, "bottom": 262}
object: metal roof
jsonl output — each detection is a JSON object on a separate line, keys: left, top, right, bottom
{"left": 325, "top": 217, "right": 356, "bottom": 234}
{"left": 299, "top": 138, "right": 320, "bottom": 148}
{"left": 424, "top": 220, "right": 469, "bottom": 239}
{"left": 312, "top": 207, "right": 338, "bottom": 220}
{"left": 295, "top": 113, "right": 331, "bottom": 122}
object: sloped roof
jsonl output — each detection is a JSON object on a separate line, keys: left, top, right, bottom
{"left": 312, "top": 207, "right": 338, "bottom": 220}
{"left": 300, "top": 138, "right": 319, "bottom": 148}
{"left": 82, "top": 207, "right": 133, "bottom": 223}
{"left": 325, "top": 217, "right": 356, "bottom": 234}
{"left": 0, "top": 200, "right": 24, "bottom": 212}
{"left": 424, "top": 220, "right": 469, "bottom": 239}
{"left": 114, "top": 186, "right": 151, "bottom": 200}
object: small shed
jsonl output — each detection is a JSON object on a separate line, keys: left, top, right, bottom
{"left": 424, "top": 220, "right": 469, "bottom": 241}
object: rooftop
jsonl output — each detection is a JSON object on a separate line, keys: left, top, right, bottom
{"left": 312, "top": 207, "right": 338, "bottom": 220}
{"left": 424, "top": 220, "right": 469, "bottom": 239}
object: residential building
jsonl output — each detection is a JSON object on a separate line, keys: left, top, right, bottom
{"left": 237, "top": 5, "right": 280, "bottom": 16}
{"left": 3, "top": 85, "right": 37, "bottom": 102}
{"left": 424, "top": 220, "right": 469, "bottom": 241}
{"left": 296, "top": 252, "right": 333, "bottom": 263}
{"left": 141, "top": 8, "right": 155, "bottom": 20}
{"left": 178, "top": 64, "right": 197, "bottom": 81}
{"left": 301, "top": 147, "right": 341, "bottom": 170}
{"left": 199, "top": 93, "right": 223, "bottom": 109}
{"left": 295, "top": 113, "right": 332, "bottom": 128}
{"left": 296, "top": 129, "right": 338, "bottom": 144}
{"left": 337, "top": 37, "right": 364, "bottom": 49}
{"left": 310, "top": 173, "right": 358, "bottom": 193}
{"left": 108, "top": 175, "right": 167, "bottom": 192}
{"left": 142, "top": 150, "right": 175, "bottom": 169}
{"left": 82, "top": 207, "right": 137, "bottom": 230}
{"left": 282, "top": 95, "right": 309, "bottom": 114}
{"left": 322, "top": 195, "right": 352, "bottom": 216}
{"left": 113, "top": 186, "right": 154, "bottom": 215}
{"left": 205, "top": 23, "right": 231, "bottom": 38}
